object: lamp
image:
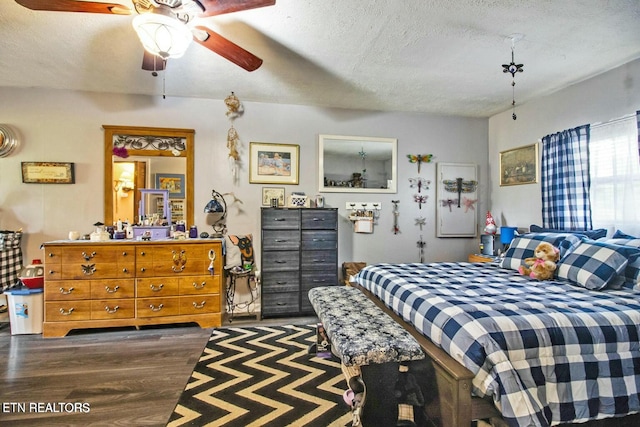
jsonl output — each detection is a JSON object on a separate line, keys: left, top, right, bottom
{"left": 204, "top": 189, "right": 227, "bottom": 237}
{"left": 132, "top": 10, "right": 193, "bottom": 60}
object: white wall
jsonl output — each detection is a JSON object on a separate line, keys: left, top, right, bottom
{"left": 0, "top": 87, "right": 488, "bottom": 273}
{"left": 488, "top": 58, "right": 640, "bottom": 232}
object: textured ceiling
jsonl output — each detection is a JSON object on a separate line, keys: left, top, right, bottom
{"left": 1, "top": 0, "right": 639, "bottom": 118}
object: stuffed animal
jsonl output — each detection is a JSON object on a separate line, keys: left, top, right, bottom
{"left": 518, "top": 242, "right": 560, "bottom": 280}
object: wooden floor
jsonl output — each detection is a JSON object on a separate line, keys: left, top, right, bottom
{"left": 0, "top": 313, "right": 317, "bottom": 426}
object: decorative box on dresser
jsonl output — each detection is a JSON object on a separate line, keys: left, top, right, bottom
{"left": 261, "top": 208, "right": 338, "bottom": 318}
{"left": 41, "top": 239, "right": 224, "bottom": 338}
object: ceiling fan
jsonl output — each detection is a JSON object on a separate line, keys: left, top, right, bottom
{"left": 15, "top": 0, "right": 275, "bottom": 72}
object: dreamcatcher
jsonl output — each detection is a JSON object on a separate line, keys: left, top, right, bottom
{"left": 224, "top": 92, "right": 244, "bottom": 183}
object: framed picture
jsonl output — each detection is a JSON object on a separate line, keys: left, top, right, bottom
{"left": 155, "top": 173, "right": 185, "bottom": 198}
{"left": 499, "top": 143, "right": 539, "bottom": 186}
{"left": 21, "top": 162, "right": 75, "bottom": 184}
{"left": 262, "top": 187, "right": 285, "bottom": 206}
{"left": 249, "top": 142, "right": 299, "bottom": 185}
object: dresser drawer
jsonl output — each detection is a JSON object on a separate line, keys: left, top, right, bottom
{"left": 262, "top": 209, "right": 300, "bottom": 230}
{"left": 136, "top": 277, "right": 180, "bottom": 297}
{"left": 91, "top": 299, "right": 135, "bottom": 320}
{"left": 45, "top": 301, "right": 92, "bottom": 322}
{"left": 45, "top": 280, "right": 91, "bottom": 301}
{"left": 179, "top": 294, "right": 220, "bottom": 315}
{"left": 136, "top": 244, "right": 220, "bottom": 277}
{"left": 178, "top": 275, "right": 221, "bottom": 295}
{"left": 301, "top": 210, "right": 337, "bottom": 229}
{"left": 262, "top": 292, "right": 300, "bottom": 315}
{"left": 137, "top": 297, "right": 180, "bottom": 318}
{"left": 261, "top": 251, "right": 300, "bottom": 272}
{"left": 262, "top": 230, "right": 301, "bottom": 250}
{"left": 301, "top": 272, "right": 338, "bottom": 290}
{"left": 301, "top": 250, "right": 337, "bottom": 270}
{"left": 91, "top": 279, "right": 135, "bottom": 299}
{"left": 301, "top": 231, "right": 337, "bottom": 250}
{"left": 261, "top": 271, "right": 300, "bottom": 293}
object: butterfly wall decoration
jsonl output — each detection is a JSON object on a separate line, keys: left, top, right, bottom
{"left": 407, "top": 154, "right": 433, "bottom": 173}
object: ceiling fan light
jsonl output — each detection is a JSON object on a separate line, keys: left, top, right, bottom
{"left": 132, "top": 13, "right": 193, "bottom": 59}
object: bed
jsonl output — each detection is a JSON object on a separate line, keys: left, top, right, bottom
{"left": 353, "top": 232, "right": 640, "bottom": 427}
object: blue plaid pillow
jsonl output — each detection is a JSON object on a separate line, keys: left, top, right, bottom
{"left": 529, "top": 224, "right": 608, "bottom": 240}
{"left": 500, "top": 233, "right": 583, "bottom": 271}
{"left": 603, "top": 238, "right": 640, "bottom": 289}
{"left": 556, "top": 240, "right": 639, "bottom": 290}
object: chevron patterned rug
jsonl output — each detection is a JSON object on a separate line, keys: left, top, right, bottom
{"left": 166, "top": 324, "right": 352, "bottom": 427}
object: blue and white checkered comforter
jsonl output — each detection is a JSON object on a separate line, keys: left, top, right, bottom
{"left": 354, "top": 262, "right": 640, "bottom": 426}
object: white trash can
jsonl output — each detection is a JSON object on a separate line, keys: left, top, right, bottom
{"left": 5, "top": 288, "right": 44, "bottom": 335}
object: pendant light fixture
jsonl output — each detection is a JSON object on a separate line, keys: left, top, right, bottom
{"left": 502, "top": 34, "right": 524, "bottom": 120}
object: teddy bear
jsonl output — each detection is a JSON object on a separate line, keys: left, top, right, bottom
{"left": 518, "top": 242, "right": 560, "bottom": 280}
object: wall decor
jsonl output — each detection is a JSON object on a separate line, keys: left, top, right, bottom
{"left": 407, "top": 154, "right": 433, "bottom": 173}
{"left": 21, "top": 162, "right": 75, "bottom": 184}
{"left": 249, "top": 142, "right": 299, "bottom": 185}
{"left": 261, "top": 187, "right": 285, "bottom": 207}
{"left": 0, "top": 124, "right": 20, "bottom": 158}
{"left": 499, "top": 143, "right": 538, "bottom": 186}
{"left": 155, "top": 173, "right": 186, "bottom": 198}
{"left": 436, "top": 163, "right": 478, "bottom": 237}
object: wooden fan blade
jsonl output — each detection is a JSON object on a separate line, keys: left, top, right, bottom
{"left": 15, "top": 0, "right": 131, "bottom": 14}
{"left": 141, "top": 51, "right": 166, "bottom": 72}
{"left": 193, "top": 26, "right": 263, "bottom": 71}
{"left": 197, "top": 0, "right": 275, "bottom": 17}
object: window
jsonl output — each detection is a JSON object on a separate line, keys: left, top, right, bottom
{"left": 589, "top": 116, "right": 640, "bottom": 236}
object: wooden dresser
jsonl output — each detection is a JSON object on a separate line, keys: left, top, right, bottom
{"left": 261, "top": 208, "right": 339, "bottom": 318}
{"left": 41, "top": 239, "right": 223, "bottom": 338}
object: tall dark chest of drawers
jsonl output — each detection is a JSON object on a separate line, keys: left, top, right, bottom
{"left": 261, "top": 208, "right": 338, "bottom": 318}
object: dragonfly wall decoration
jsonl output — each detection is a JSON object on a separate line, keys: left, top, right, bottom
{"left": 413, "top": 194, "right": 428, "bottom": 209}
{"left": 409, "top": 177, "right": 431, "bottom": 193}
{"left": 414, "top": 216, "right": 426, "bottom": 231}
{"left": 407, "top": 154, "right": 433, "bottom": 173}
{"left": 442, "top": 177, "right": 478, "bottom": 207}
{"left": 391, "top": 200, "right": 400, "bottom": 234}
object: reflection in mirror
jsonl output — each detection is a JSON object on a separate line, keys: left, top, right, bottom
{"left": 103, "top": 125, "right": 194, "bottom": 228}
{"left": 318, "top": 134, "right": 397, "bottom": 193}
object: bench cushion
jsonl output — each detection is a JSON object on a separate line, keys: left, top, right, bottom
{"left": 308, "top": 286, "right": 425, "bottom": 366}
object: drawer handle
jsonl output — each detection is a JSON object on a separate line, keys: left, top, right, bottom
{"left": 276, "top": 281, "right": 288, "bottom": 285}
{"left": 313, "top": 279, "right": 328, "bottom": 283}
{"left": 313, "top": 259, "right": 325, "bottom": 263}
{"left": 276, "top": 302, "right": 287, "bottom": 306}
{"left": 192, "top": 281, "right": 206, "bottom": 289}
{"left": 59, "top": 308, "right": 75, "bottom": 316}
{"left": 81, "top": 251, "right": 97, "bottom": 261}
{"left": 122, "top": 268, "right": 128, "bottom": 273}
{"left": 149, "top": 283, "right": 164, "bottom": 292}
{"left": 149, "top": 303, "right": 164, "bottom": 312}
{"left": 105, "top": 285, "right": 120, "bottom": 293}
{"left": 48, "top": 270, "right": 57, "bottom": 275}
{"left": 122, "top": 251, "right": 128, "bottom": 256}
{"left": 192, "top": 301, "right": 206, "bottom": 309}
{"left": 139, "top": 251, "right": 146, "bottom": 256}
{"left": 274, "top": 260, "right": 287, "bottom": 264}
{"left": 274, "top": 239, "right": 288, "bottom": 242}
{"left": 140, "top": 267, "right": 146, "bottom": 272}
{"left": 312, "top": 218, "right": 325, "bottom": 221}
{"left": 312, "top": 238, "right": 326, "bottom": 242}
{"left": 273, "top": 218, "right": 286, "bottom": 221}
{"left": 81, "top": 264, "right": 96, "bottom": 276}
{"left": 48, "top": 252, "right": 55, "bottom": 258}
{"left": 104, "top": 305, "right": 119, "bottom": 314}
{"left": 59, "top": 287, "right": 74, "bottom": 295}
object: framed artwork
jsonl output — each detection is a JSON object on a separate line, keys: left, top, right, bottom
{"left": 262, "top": 187, "right": 285, "bottom": 206}
{"left": 155, "top": 173, "right": 185, "bottom": 198}
{"left": 499, "top": 143, "right": 538, "bottom": 186}
{"left": 21, "top": 162, "right": 75, "bottom": 184}
{"left": 249, "top": 142, "right": 299, "bottom": 185}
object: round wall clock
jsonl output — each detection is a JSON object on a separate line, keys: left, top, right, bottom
{"left": 0, "top": 124, "right": 19, "bottom": 157}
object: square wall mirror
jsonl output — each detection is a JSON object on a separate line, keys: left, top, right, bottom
{"left": 319, "top": 134, "right": 397, "bottom": 193}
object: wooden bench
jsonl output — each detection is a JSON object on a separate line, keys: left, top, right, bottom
{"left": 308, "top": 286, "right": 427, "bottom": 426}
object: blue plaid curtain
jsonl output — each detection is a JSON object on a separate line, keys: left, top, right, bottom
{"left": 541, "top": 124, "right": 591, "bottom": 229}
{"left": 637, "top": 110, "right": 640, "bottom": 160}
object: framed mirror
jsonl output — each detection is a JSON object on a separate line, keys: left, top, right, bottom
{"left": 103, "top": 125, "right": 194, "bottom": 227}
{"left": 319, "top": 134, "right": 397, "bottom": 193}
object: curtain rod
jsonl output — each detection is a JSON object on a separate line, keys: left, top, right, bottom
{"left": 590, "top": 113, "right": 636, "bottom": 129}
